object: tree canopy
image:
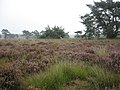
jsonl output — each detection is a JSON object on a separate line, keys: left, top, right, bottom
{"left": 74, "top": 31, "right": 82, "bottom": 38}
{"left": 40, "top": 25, "right": 69, "bottom": 39}
{"left": 1, "top": 29, "right": 10, "bottom": 39}
{"left": 22, "top": 30, "right": 32, "bottom": 39}
{"left": 80, "top": 0, "right": 120, "bottom": 39}
{"left": 32, "top": 30, "right": 41, "bottom": 39}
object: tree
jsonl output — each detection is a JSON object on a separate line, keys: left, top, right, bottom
{"left": 1, "top": 29, "right": 10, "bottom": 40}
{"left": 40, "top": 25, "right": 69, "bottom": 39}
{"left": 40, "top": 25, "right": 53, "bottom": 38}
{"left": 80, "top": 14, "right": 98, "bottom": 39}
{"left": 52, "top": 26, "right": 69, "bottom": 39}
{"left": 32, "top": 30, "right": 40, "bottom": 39}
{"left": 80, "top": 0, "right": 120, "bottom": 39}
{"left": 22, "top": 30, "right": 32, "bottom": 39}
{"left": 74, "top": 31, "right": 82, "bottom": 38}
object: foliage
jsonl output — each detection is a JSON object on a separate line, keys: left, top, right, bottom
{"left": 81, "top": 0, "right": 120, "bottom": 39}
{"left": 0, "top": 40, "right": 56, "bottom": 90}
{"left": 40, "top": 25, "right": 69, "bottom": 39}
{"left": 1, "top": 29, "right": 10, "bottom": 39}
{"left": 74, "top": 34, "right": 81, "bottom": 38}
{"left": 32, "top": 30, "right": 41, "bottom": 39}
{"left": 74, "top": 31, "right": 82, "bottom": 38}
{"left": 21, "top": 61, "right": 120, "bottom": 90}
{"left": 22, "top": 30, "right": 32, "bottom": 39}
{"left": 81, "top": 14, "right": 101, "bottom": 39}
{"left": 0, "top": 39, "right": 120, "bottom": 90}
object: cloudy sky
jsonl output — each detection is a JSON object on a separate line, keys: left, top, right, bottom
{"left": 0, "top": 0, "right": 102, "bottom": 35}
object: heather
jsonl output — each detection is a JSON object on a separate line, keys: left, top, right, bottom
{"left": 0, "top": 39, "right": 120, "bottom": 90}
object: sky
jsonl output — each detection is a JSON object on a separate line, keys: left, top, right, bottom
{"left": 0, "top": 0, "right": 106, "bottom": 35}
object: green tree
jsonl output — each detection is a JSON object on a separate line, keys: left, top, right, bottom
{"left": 80, "top": 14, "right": 97, "bottom": 39}
{"left": 81, "top": 0, "right": 120, "bottom": 39}
{"left": 52, "top": 26, "right": 68, "bottom": 39}
{"left": 74, "top": 31, "right": 82, "bottom": 38}
{"left": 40, "top": 25, "right": 52, "bottom": 38}
{"left": 1, "top": 29, "right": 10, "bottom": 40}
{"left": 32, "top": 30, "right": 40, "bottom": 39}
{"left": 40, "top": 25, "right": 69, "bottom": 39}
{"left": 22, "top": 30, "right": 32, "bottom": 39}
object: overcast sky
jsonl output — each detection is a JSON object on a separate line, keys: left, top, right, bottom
{"left": 0, "top": 0, "right": 109, "bottom": 35}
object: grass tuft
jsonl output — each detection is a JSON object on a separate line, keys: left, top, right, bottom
{"left": 20, "top": 61, "right": 120, "bottom": 90}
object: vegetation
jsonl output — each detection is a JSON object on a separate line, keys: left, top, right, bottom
{"left": 32, "top": 30, "right": 41, "bottom": 39}
{"left": 80, "top": 0, "right": 120, "bottom": 39}
{"left": 0, "top": 25, "right": 69, "bottom": 39}
{"left": 74, "top": 31, "right": 82, "bottom": 38}
{"left": 22, "top": 30, "right": 32, "bottom": 39}
{"left": 0, "top": 39, "right": 120, "bottom": 90}
{"left": 40, "top": 25, "right": 69, "bottom": 39}
{"left": 21, "top": 61, "right": 120, "bottom": 90}
{"left": 1, "top": 29, "right": 10, "bottom": 40}
{"left": 0, "top": 1, "right": 120, "bottom": 90}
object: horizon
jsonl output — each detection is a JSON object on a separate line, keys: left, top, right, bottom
{"left": 0, "top": 0, "right": 118, "bottom": 35}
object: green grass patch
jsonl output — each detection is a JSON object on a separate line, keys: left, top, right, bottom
{"left": 20, "top": 61, "right": 120, "bottom": 90}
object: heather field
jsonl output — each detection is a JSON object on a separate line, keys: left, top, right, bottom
{"left": 0, "top": 39, "right": 120, "bottom": 90}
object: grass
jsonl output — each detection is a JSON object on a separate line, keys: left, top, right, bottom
{"left": 95, "top": 47, "right": 109, "bottom": 57}
{"left": 87, "top": 66, "right": 120, "bottom": 90}
{"left": 20, "top": 61, "right": 120, "bottom": 90}
{"left": 1, "top": 39, "right": 120, "bottom": 90}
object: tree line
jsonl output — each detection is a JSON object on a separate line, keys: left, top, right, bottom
{"left": 1, "top": 25, "right": 69, "bottom": 39}
{"left": 1, "top": 0, "right": 120, "bottom": 39}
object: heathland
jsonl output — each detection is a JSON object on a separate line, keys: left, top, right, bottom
{"left": 0, "top": 39, "right": 120, "bottom": 90}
